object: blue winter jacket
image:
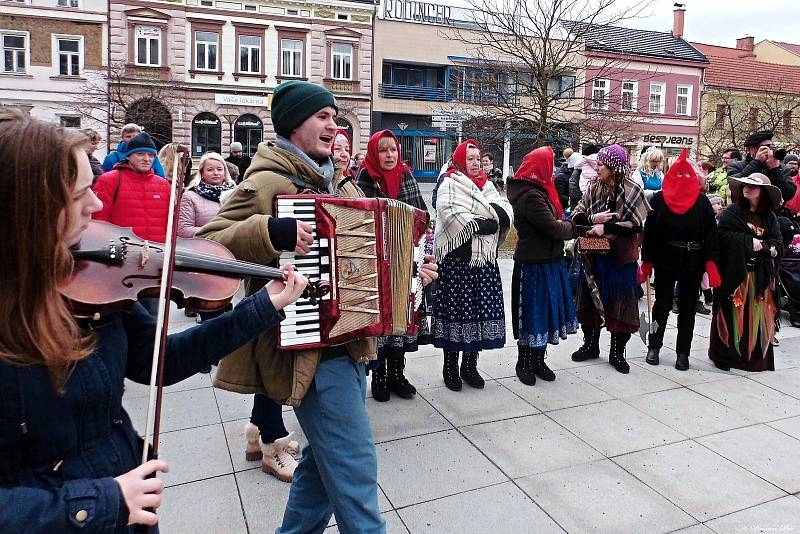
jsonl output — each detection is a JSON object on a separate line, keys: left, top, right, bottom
{"left": 103, "top": 141, "right": 166, "bottom": 178}
{"left": 0, "top": 290, "right": 281, "bottom": 532}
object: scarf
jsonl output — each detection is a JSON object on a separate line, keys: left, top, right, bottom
{"left": 577, "top": 176, "right": 651, "bottom": 229}
{"left": 275, "top": 136, "right": 336, "bottom": 194}
{"left": 661, "top": 148, "right": 700, "bottom": 215}
{"left": 445, "top": 139, "right": 488, "bottom": 190}
{"left": 193, "top": 180, "right": 234, "bottom": 203}
{"left": 513, "top": 146, "right": 563, "bottom": 218}
{"left": 434, "top": 172, "right": 513, "bottom": 267}
{"left": 362, "top": 130, "right": 409, "bottom": 200}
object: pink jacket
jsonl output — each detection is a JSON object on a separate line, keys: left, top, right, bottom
{"left": 178, "top": 190, "right": 223, "bottom": 238}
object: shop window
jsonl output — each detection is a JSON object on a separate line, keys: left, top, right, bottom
{"left": 233, "top": 113, "right": 263, "bottom": 157}
{"left": 191, "top": 112, "right": 222, "bottom": 156}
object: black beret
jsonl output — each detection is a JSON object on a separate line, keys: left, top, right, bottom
{"left": 744, "top": 130, "right": 774, "bottom": 147}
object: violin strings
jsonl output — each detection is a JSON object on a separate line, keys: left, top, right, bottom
{"left": 174, "top": 249, "right": 285, "bottom": 279}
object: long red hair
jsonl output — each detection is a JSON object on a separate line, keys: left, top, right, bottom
{"left": 0, "top": 110, "right": 94, "bottom": 389}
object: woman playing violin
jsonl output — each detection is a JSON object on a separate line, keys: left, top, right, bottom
{"left": 0, "top": 110, "right": 307, "bottom": 532}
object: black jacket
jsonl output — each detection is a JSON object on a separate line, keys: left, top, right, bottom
{"left": 555, "top": 163, "right": 572, "bottom": 210}
{"left": 507, "top": 178, "right": 576, "bottom": 263}
{"left": 728, "top": 157, "right": 797, "bottom": 204}
{"left": 568, "top": 168, "right": 583, "bottom": 209}
{"left": 226, "top": 154, "right": 252, "bottom": 184}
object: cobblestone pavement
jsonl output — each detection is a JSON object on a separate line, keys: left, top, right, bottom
{"left": 124, "top": 256, "right": 800, "bottom": 533}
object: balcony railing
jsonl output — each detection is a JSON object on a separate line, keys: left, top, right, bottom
{"left": 378, "top": 84, "right": 517, "bottom": 105}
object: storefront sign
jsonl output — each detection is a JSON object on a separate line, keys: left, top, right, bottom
{"left": 642, "top": 134, "right": 694, "bottom": 147}
{"left": 192, "top": 117, "right": 219, "bottom": 126}
{"left": 214, "top": 94, "right": 270, "bottom": 108}
{"left": 236, "top": 119, "right": 262, "bottom": 128}
{"left": 423, "top": 138, "right": 438, "bottom": 163}
{"left": 383, "top": 0, "right": 453, "bottom": 25}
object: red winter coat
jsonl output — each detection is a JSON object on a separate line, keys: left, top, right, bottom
{"left": 92, "top": 163, "right": 170, "bottom": 242}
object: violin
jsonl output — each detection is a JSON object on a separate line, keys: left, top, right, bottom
{"left": 61, "top": 220, "right": 327, "bottom": 317}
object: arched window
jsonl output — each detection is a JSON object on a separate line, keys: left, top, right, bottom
{"left": 191, "top": 112, "right": 222, "bottom": 156}
{"left": 233, "top": 113, "right": 263, "bottom": 157}
{"left": 126, "top": 98, "right": 172, "bottom": 149}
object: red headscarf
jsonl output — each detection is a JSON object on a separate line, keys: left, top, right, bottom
{"left": 514, "top": 146, "right": 563, "bottom": 218}
{"left": 363, "top": 130, "right": 408, "bottom": 199}
{"left": 333, "top": 129, "right": 352, "bottom": 177}
{"left": 447, "top": 139, "right": 488, "bottom": 189}
{"left": 661, "top": 148, "right": 700, "bottom": 214}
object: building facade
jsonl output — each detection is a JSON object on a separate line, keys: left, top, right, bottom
{"left": 0, "top": 0, "right": 108, "bottom": 155}
{"left": 109, "top": 0, "right": 374, "bottom": 158}
{"left": 573, "top": 8, "right": 708, "bottom": 165}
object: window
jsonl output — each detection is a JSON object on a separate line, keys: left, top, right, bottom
{"left": 59, "top": 115, "right": 81, "bottom": 128}
{"left": 649, "top": 82, "right": 665, "bottom": 114}
{"left": 57, "top": 37, "right": 80, "bottom": 76}
{"left": 547, "top": 75, "right": 576, "bottom": 99}
{"left": 239, "top": 35, "right": 260, "bottom": 74}
{"left": 57, "top": 0, "right": 79, "bottom": 6}
{"left": 1, "top": 32, "right": 27, "bottom": 74}
{"left": 676, "top": 85, "right": 692, "bottom": 116}
{"left": 715, "top": 104, "right": 728, "bottom": 129}
{"left": 191, "top": 112, "right": 221, "bottom": 156}
{"left": 336, "top": 13, "right": 349, "bottom": 20}
{"left": 621, "top": 80, "right": 638, "bottom": 111}
{"left": 286, "top": 8, "right": 298, "bottom": 15}
{"left": 331, "top": 43, "right": 352, "bottom": 80}
{"left": 199, "top": 0, "right": 213, "bottom": 6}
{"left": 244, "top": 4, "right": 256, "bottom": 11}
{"left": 591, "top": 78, "right": 609, "bottom": 110}
{"left": 195, "top": 31, "right": 218, "bottom": 71}
{"left": 281, "top": 39, "right": 303, "bottom": 77}
{"left": 135, "top": 26, "right": 161, "bottom": 66}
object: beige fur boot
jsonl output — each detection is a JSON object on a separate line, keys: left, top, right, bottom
{"left": 244, "top": 423, "right": 262, "bottom": 461}
{"left": 261, "top": 439, "right": 298, "bottom": 482}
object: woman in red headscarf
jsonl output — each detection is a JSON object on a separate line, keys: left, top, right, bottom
{"left": 356, "top": 130, "right": 428, "bottom": 402}
{"left": 640, "top": 149, "right": 721, "bottom": 371}
{"left": 433, "top": 139, "right": 514, "bottom": 391}
{"left": 507, "top": 146, "right": 579, "bottom": 386}
{"left": 332, "top": 129, "right": 352, "bottom": 178}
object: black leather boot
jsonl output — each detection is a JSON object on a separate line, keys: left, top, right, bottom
{"left": 387, "top": 349, "right": 417, "bottom": 399}
{"left": 371, "top": 351, "right": 390, "bottom": 402}
{"left": 645, "top": 348, "right": 660, "bottom": 365}
{"left": 646, "top": 320, "right": 666, "bottom": 366}
{"left": 460, "top": 352, "right": 485, "bottom": 389}
{"left": 515, "top": 346, "right": 536, "bottom": 386}
{"left": 530, "top": 347, "right": 556, "bottom": 381}
{"left": 571, "top": 325, "right": 601, "bottom": 361}
{"left": 609, "top": 333, "right": 631, "bottom": 374}
{"left": 675, "top": 352, "right": 690, "bottom": 371}
{"left": 443, "top": 351, "right": 462, "bottom": 391}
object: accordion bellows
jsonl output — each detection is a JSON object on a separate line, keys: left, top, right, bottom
{"left": 276, "top": 195, "right": 428, "bottom": 350}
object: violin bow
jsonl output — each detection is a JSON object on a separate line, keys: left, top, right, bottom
{"left": 142, "top": 149, "right": 186, "bottom": 466}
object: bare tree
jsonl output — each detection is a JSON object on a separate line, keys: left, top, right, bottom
{"left": 64, "top": 62, "right": 187, "bottom": 148}
{"left": 439, "top": 0, "right": 652, "bottom": 147}
{"left": 699, "top": 82, "right": 800, "bottom": 163}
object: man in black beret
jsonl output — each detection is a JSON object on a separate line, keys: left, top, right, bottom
{"left": 728, "top": 130, "right": 796, "bottom": 204}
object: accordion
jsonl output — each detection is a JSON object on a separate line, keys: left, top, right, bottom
{"left": 275, "top": 195, "right": 429, "bottom": 350}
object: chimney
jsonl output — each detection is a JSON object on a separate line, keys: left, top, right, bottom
{"left": 672, "top": 4, "right": 685, "bottom": 39}
{"left": 736, "top": 35, "right": 755, "bottom": 51}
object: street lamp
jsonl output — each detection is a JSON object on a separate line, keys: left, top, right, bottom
{"left": 397, "top": 121, "right": 408, "bottom": 162}
{"left": 223, "top": 113, "right": 238, "bottom": 152}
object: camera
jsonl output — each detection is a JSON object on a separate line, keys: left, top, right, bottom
{"left": 773, "top": 147, "right": 787, "bottom": 161}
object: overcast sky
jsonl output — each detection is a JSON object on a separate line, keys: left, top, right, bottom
{"left": 433, "top": 0, "right": 795, "bottom": 47}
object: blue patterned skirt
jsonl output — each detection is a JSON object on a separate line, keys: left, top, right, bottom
{"left": 432, "top": 259, "right": 506, "bottom": 352}
{"left": 512, "top": 260, "right": 578, "bottom": 348}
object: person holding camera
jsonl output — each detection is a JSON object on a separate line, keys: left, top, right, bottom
{"left": 728, "top": 130, "right": 796, "bottom": 206}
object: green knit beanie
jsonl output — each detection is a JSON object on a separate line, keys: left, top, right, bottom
{"left": 271, "top": 81, "right": 338, "bottom": 138}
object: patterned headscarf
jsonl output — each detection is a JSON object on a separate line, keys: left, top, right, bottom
{"left": 597, "top": 144, "right": 629, "bottom": 174}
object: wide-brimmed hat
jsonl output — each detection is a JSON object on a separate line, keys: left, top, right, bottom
{"left": 728, "top": 173, "right": 783, "bottom": 209}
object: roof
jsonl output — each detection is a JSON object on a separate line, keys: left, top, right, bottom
{"left": 691, "top": 42, "right": 753, "bottom": 59}
{"left": 772, "top": 41, "right": 800, "bottom": 56}
{"left": 699, "top": 46, "right": 800, "bottom": 93}
{"left": 562, "top": 21, "right": 708, "bottom": 63}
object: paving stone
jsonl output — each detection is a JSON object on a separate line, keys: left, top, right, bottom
{"left": 460, "top": 414, "right": 602, "bottom": 478}
{"left": 548, "top": 399, "right": 685, "bottom": 456}
{"left": 123, "top": 371, "right": 212, "bottom": 399}
{"left": 690, "top": 377, "right": 800, "bottom": 423}
{"left": 366, "top": 394, "right": 451, "bottom": 443}
{"left": 158, "top": 424, "right": 233, "bottom": 487}
{"left": 569, "top": 359, "right": 680, "bottom": 398}
{"left": 158, "top": 475, "right": 247, "bottom": 534}
{"left": 420, "top": 380, "right": 538, "bottom": 427}
{"left": 398, "top": 482, "right": 564, "bottom": 534}
{"left": 517, "top": 459, "right": 695, "bottom": 533}
{"left": 498, "top": 370, "right": 612, "bottom": 413}
{"left": 705, "top": 496, "right": 800, "bottom": 533}
{"left": 223, "top": 410, "right": 306, "bottom": 473}
{"left": 669, "top": 525, "right": 716, "bottom": 534}
{"left": 402, "top": 354, "right": 450, "bottom": 390}
{"left": 747, "top": 367, "right": 800, "bottom": 398}
{"left": 123, "top": 386, "right": 220, "bottom": 433}
{"left": 615, "top": 440, "right": 786, "bottom": 521}
{"left": 625, "top": 387, "right": 755, "bottom": 438}
{"left": 768, "top": 415, "right": 800, "bottom": 440}
{"left": 697, "top": 424, "right": 800, "bottom": 493}
{"left": 325, "top": 511, "right": 408, "bottom": 533}
{"left": 630, "top": 349, "right": 740, "bottom": 387}
{"left": 236, "top": 467, "right": 291, "bottom": 533}
{"left": 213, "top": 387, "right": 257, "bottom": 422}
{"left": 376, "top": 430, "right": 506, "bottom": 508}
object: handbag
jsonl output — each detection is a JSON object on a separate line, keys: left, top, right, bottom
{"left": 577, "top": 236, "right": 611, "bottom": 254}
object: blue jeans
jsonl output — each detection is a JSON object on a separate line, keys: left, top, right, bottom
{"left": 277, "top": 356, "right": 384, "bottom": 534}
